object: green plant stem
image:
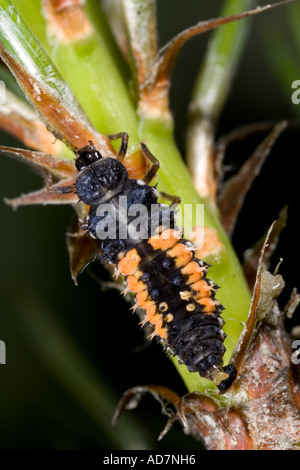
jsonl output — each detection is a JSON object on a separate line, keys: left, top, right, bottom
{"left": 3, "top": 0, "right": 252, "bottom": 394}
{"left": 191, "top": 0, "right": 256, "bottom": 125}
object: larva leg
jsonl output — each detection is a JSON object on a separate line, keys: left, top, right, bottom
{"left": 140, "top": 143, "right": 160, "bottom": 184}
{"left": 158, "top": 191, "right": 181, "bottom": 205}
{"left": 107, "top": 132, "right": 129, "bottom": 159}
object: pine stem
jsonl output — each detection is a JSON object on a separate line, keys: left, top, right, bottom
{"left": 2, "top": 0, "right": 254, "bottom": 394}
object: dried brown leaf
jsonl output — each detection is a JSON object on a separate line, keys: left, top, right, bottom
{"left": 0, "top": 44, "right": 113, "bottom": 155}
{"left": 112, "top": 384, "right": 180, "bottom": 426}
{"left": 121, "top": 0, "right": 158, "bottom": 87}
{"left": 243, "top": 205, "right": 288, "bottom": 290}
{"left": 229, "top": 222, "right": 276, "bottom": 381}
{"left": 214, "top": 121, "right": 280, "bottom": 189}
{"left": 66, "top": 215, "right": 100, "bottom": 284}
{"left": 0, "top": 146, "right": 76, "bottom": 178}
{"left": 141, "top": 2, "right": 295, "bottom": 108}
{"left": 0, "top": 90, "right": 61, "bottom": 154}
{"left": 42, "top": 0, "right": 93, "bottom": 42}
{"left": 177, "top": 392, "right": 253, "bottom": 450}
{"left": 4, "top": 178, "right": 78, "bottom": 210}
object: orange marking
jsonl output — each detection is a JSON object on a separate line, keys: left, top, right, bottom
{"left": 191, "top": 280, "right": 212, "bottom": 298}
{"left": 146, "top": 307, "right": 167, "bottom": 339}
{"left": 117, "top": 249, "right": 141, "bottom": 275}
{"left": 145, "top": 303, "right": 158, "bottom": 324}
{"left": 123, "top": 148, "right": 151, "bottom": 180}
{"left": 198, "top": 297, "right": 216, "bottom": 312}
{"left": 167, "top": 243, "right": 193, "bottom": 268}
{"left": 188, "top": 225, "right": 223, "bottom": 259}
{"left": 155, "top": 322, "right": 167, "bottom": 340}
{"left": 126, "top": 274, "right": 146, "bottom": 293}
{"left": 136, "top": 290, "right": 152, "bottom": 309}
{"left": 143, "top": 304, "right": 168, "bottom": 340}
{"left": 148, "top": 229, "right": 181, "bottom": 251}
{"left": 181, "top": 261, "right": 205, "bottom": 284}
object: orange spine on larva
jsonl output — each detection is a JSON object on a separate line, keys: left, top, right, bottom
{"left": 166, "top": 242, "right": 193, "bottom": 268}
{"left": 198, "top": 297, "right": 219, "bottom": 312}
{"left": 181, "top": 260, "right": 206, "bottom": 284}
{"left": 148, "top": 228, "right": 181, "bottom": 251}
{"left": 191, "top": 279, "right": 214, "bottom": 298}
{"left": 118, "top": 249, "right": 141, "bottom": 276}
{"left": 126, "top": 274, "right": 146, "bottom": 293}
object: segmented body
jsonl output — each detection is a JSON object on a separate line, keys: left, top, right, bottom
{"left": 75, "top": 146, "right": 236, "bottom": 391}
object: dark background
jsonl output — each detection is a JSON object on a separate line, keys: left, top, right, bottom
{"left": 0, "top": 0, "right": 299, "bottom": 450}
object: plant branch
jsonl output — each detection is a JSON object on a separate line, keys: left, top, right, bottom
{"left": 3, "top": 0, "right": 261, "bottom": 395}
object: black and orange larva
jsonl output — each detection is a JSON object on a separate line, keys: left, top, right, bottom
{"left": 72, "top": 133, "right": 237, "bottom": 392}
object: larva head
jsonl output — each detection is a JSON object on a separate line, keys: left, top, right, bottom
{"left": 75, "top": 143, "right": 102, "bottom": 171}
{"left": 75, "top": 147, "right": 128, "bottom": 205}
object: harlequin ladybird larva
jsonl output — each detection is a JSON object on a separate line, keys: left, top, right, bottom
{"left": 69, "top": 133, "right": 237, "bottom": 392}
